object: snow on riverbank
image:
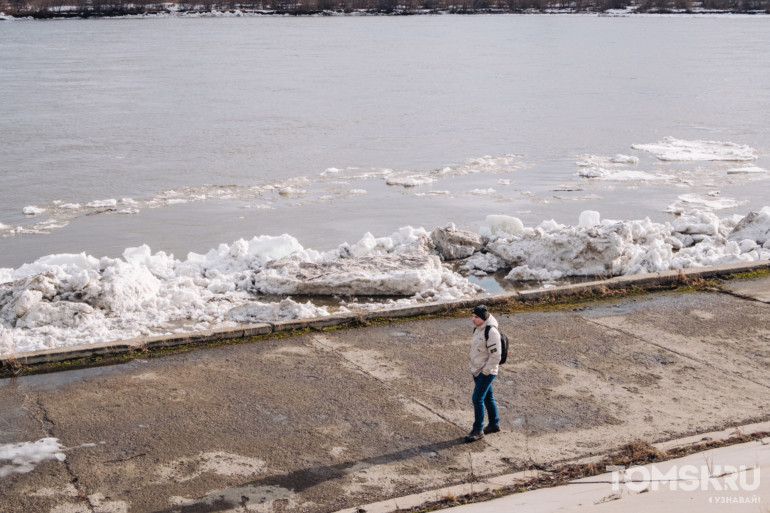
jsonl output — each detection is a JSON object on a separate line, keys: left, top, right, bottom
{"left": 2, "top": 207, "right": 770, "bottom": 356}
{"left": 470, "top": 207, "right": 770, "bottom": 281}
{"left": 0, "top": 227, "right": 479, "bottom": 355}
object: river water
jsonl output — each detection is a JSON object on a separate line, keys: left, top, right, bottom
{"left": 1, "top": 14, "right": 769, "bottom": 269}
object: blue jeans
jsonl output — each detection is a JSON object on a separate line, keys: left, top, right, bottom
{"left": 472, "top": 373, "right": 499, "bottom": 432}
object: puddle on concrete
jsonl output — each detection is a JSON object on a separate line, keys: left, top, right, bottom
{"left": 1, "top": 359, "right": 149, "bottom": 391}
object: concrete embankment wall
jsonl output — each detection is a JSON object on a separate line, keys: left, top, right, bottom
{"left": 3, "top": 260, "right": 768, "bottom": 371}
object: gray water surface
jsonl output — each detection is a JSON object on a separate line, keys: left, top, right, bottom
{"left": 2, "top": 15, "right": 769, "bottom": 268}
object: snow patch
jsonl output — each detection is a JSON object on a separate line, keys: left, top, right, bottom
{"left": 0, "top": 438, "right": 66, "bottom": 478}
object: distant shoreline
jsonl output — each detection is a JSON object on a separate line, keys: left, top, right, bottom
{"left": 2, "top": 3, "right": 768, "bottom": 20}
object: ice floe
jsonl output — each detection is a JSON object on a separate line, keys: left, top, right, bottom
{"left": 431, "top": 224, "right": 486, "bottom": 260}
{"left": 631, "top": 137, "right": 757, "bottom": 162}
{"left": 727, "top": 166, "right": 768, "bottom": 174}
{"left": 22, "top": 206, "right": 46, "bottom": 216}
{"left": 577, "top": 168, "right": 670, "bottom": 181}
{"left": 666, "top": 193, "right": 746, "bottom": 214}
{"left": 576, "top": 154, "right": 640, "bottom": 167}
{"left": 85, "top": 199, "right": 118, "bottom": 208}
{"left": 470, "top": 188, "right": 496, "bottom": 195}
{"left": 385, "top": 172, "right": 436, "bottom": 187}
{"left": 575, "top": 153, "right": 670, "bottom": 182}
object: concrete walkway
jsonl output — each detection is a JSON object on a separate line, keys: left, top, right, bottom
{"left": 1, "top": 276, "right": 768, "bottom": 513}
{"left": 444, "top": 437, "right": 770, "bottom": 513}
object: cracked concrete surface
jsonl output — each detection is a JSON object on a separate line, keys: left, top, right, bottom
{"left": 0, "top": 284, "right": 768, "bottom": 513}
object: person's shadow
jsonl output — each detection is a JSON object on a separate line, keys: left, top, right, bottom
{"left": 153, "top": 437, "right": 465, "bottom": 513}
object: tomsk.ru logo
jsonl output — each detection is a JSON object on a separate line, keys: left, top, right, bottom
{"left": 606, "top": 463, "right": 761, "bottom": 493}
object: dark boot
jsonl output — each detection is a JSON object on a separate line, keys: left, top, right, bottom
{"left": 464, "top": 430, "right": 484, "bottom": 443}
{"left": 483, "top": 424, "right": 501, "bottom": 434}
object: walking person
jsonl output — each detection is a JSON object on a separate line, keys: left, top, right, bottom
{"left": 465, "top": 305, "right": 501, "bottom": 443}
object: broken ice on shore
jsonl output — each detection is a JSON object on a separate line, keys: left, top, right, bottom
{"left": 0, "top": 227, "right": 479, "bottom": 355}
{"left": 2, "top": 207, "right": 770, "bottom": 356}
{"left": 465, "top": 207, "right": 770, "bottom": 282}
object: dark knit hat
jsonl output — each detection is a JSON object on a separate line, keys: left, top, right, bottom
{"left": 472, "top": 305, "right": 489, "bottom": 320}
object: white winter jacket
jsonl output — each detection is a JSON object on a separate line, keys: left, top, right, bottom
{"left": 469, "top": 313, "right": 502, "bottom": 377}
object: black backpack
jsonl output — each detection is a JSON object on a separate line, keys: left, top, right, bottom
{"left": 484, "top": 325, "right": 509, "bottom": 365}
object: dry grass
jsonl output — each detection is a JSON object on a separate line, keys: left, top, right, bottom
{"left": 0, "top": 354, "right": 22, "bottom": 376}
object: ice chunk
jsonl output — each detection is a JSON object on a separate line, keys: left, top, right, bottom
{"left": 434, "top": 154, "right": 523, "bottom": 178}
{"left": 505, "top": 265, "right": 563, "bottom": 282}
{"left": 578, "top": 210, "right": 601, "bottom": 228}
{"left": 738, "top": 239, "right": 758, "bottom": 253}
{"left": 227, "top": 298, "right": 330, "bottom": 322}
{"left": 385, "top": 172, "right": 435, "bottom": 187}
{"left": 85, "top": 199, "right": 118, "bottom": 208}
{"left": 12, "top": 290, "right": 43, "bottom": 318}
{"left": 431, "top": 225, "right": 486, "bottom": 261}
{"left": 727, "top": 166, "right": 768, "bottom": 174}
{"left": 577, "top": 168, "right": 670, "bottom": 181}
{"left": 17, "top": 301, "right": 99, "bottom": 329}
{"left": 610, "top": 154, "right": 639, "bottom": 164}
{"left": 190, "top": 234, "right": 309, "bottom": 272}
{"left": 667, "top": 194, "right": 745, "bottom": 214}
{"left": 95, "top": 260, "right": 161, "bottom": 314}
{"left": 577, "top": 154, "right": 639, "bottom": 167}
{"left": 22, "top": 206, "right": 46, "bottom": 216}
{"left": 728, "top": 207, "right": 770, "bottom": 245}
{"left": 486, "top": 215, "right": 524, "bottom": 237}
{"left": 672, "top": 212, "right": 720, "bottom": 236}
{"left": 460, "top": 252, "right": 506, "bottom": 274}
{"left": 489, "top": 222, "right": 633, "bottom": 279}
{"left": 250, "top": 254, "right": 458, "bottom": 297}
